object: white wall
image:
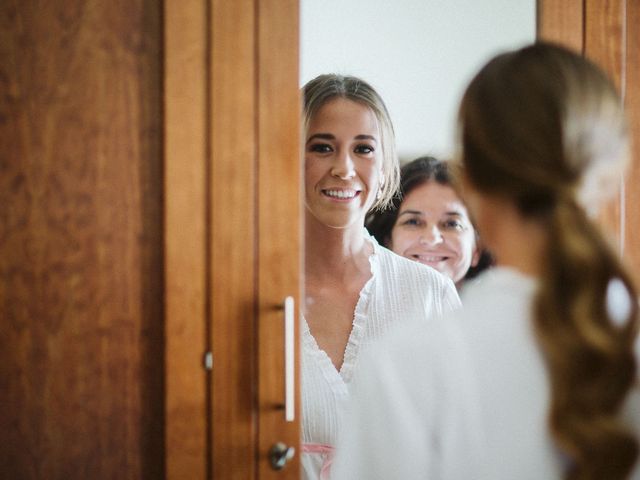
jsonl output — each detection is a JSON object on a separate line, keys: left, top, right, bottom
{"left": 300, "top": 0, "right": 536, "bottom": 161}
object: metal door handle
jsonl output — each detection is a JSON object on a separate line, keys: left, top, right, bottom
{"left": 283, "top": 296, "right": 295, "bottom": 422}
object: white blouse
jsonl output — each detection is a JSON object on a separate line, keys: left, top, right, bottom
{"left": 332, "top": 267, "right": 640, "bottom": 479}
{"left": 301, "top": 232, "right": 461, "bottom": 480}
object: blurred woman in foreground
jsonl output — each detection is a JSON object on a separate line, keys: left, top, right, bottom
{"left": 333, "top": 42, "right": 640, "bottom": 480}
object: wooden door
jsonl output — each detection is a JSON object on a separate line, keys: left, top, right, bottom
{"left": 164, "top": 0, "right": 302, "bottom": 478}
{"left": 1, "top": 0, "right": 300, "bottom": 478}
{"left": 0, "top": 1, "right": 164, "bottom": 478}
{"left": 538, "top": 0, "right": 640, "bottom": 284}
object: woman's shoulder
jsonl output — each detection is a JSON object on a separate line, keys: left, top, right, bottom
{"left": 375, "top": 243, "right": 451, "bottom": 284}
{"left": 365, "top": 232, "right": 460, "bottom": 310}
{"left": 376, "top": 246, "right": 460, "bottom": 307}
{"left": 460, "top": 266, "right": 536, "bottom": 305}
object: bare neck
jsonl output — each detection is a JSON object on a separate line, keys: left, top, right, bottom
{"left": 490, "top": 210, "right": 548, "bottom": 277}
{"left": 304, "top": 213, "right": 372, "bottom": 284}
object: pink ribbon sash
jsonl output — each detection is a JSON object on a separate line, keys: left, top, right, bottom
{"left": 302, "top": 443, "right": 335, "bottom": 480}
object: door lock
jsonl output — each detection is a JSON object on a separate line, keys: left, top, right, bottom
{"left": 269, "top": 442, "right": 295, "bottom": 470}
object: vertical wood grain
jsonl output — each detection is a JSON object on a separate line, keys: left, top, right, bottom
{"left": 210, "top": 0, "right": 257, "bottom": 478}
{"left": 537, "top": 0, "right": 585, "bottom": 52}
{"left": 164, "top": 0, "right": 208, "bottom": 478}
{"left": 257, "top": 0, "right": 302, "bottom": 478}
{"left": 584, "top": 0, "right": 625, "bottom": 248}
{"left": 0, "top": 1, "right": 164, "bottom": 478}
{"left": 624, "top": 0, "right": 640, "bottom": 284}
{"left": 584, "top": 0, "right": 625, "bottom": 90}
{"left": 537, "top": 0, "right": 637, "bottom": 259}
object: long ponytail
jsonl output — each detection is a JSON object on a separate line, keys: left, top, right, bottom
{"left": 534, "top": 198, "right": 638, "bottom": 479}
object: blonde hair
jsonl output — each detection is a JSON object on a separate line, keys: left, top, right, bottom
{"left": 302, "top": 74, "right": 399, "bottom": 211}
{"left": 459, "top": 42, "right": 639, "bottom": 479}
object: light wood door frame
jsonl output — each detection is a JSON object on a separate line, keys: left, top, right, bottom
{"left": 164, "top": 0, "right": 208, "bottom": 478}
{"left": 164, "top": 0, "right": 301, "bottom": 478}
{"left": 256, "top": 0, "right": 303, "bottom": 476}
{"left": 538, "top": 0, "right": 640, "bottom": 284}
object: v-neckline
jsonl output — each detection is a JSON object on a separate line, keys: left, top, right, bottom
{"left": 302, "top": 233, "right": 378, "bottom": 387}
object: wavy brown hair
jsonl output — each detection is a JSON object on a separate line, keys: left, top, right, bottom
{"left": 458, "top": 42, "right": 639, "bottom": 479}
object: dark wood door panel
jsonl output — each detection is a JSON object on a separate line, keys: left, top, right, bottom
{"left": 0, "top": 2, "right": 164, "bottom": 478}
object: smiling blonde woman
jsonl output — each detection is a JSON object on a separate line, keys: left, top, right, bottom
{"left": 300, "top": 74, "right": 461, "bottom": 480}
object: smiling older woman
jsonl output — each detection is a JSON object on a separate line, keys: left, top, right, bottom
{"left": 367, "top": 156, "right": 493, "bottom": 289}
